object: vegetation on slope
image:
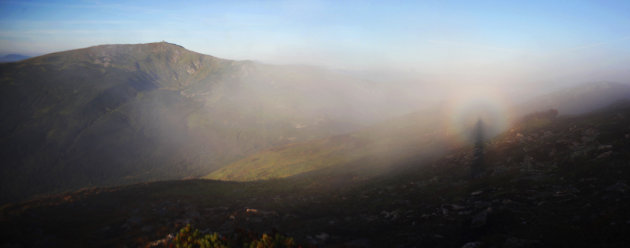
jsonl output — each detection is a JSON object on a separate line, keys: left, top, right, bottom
{"left": 152, "top": 224, "right": 299, "bottom": 248}
{"left": 206, "top": 107, "right": 453, "bottom": 181}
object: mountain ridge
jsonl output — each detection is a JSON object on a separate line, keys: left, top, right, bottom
{"left": 0, "top": 42, "right": 397, "bottom": 203}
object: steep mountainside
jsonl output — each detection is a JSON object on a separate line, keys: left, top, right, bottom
{"left": 1, "top": 101, "right": 629, "bottom": 247}
{"left": 0, "top": 42, "right": 392, "bottom": 203}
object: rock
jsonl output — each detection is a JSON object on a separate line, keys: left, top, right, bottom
{"left": 126, "top": 216, "right": 142, "bottom": 225}
{"left": 471, "top": 190, "right": 483, "bottom": 196}
{"left": 147, "top": 234, "right": 174, "bottom": 248}
{"left": 316, "top": 233, "right": 330, "bottom": 242}
{"left": 571, "top": 216, "right": 581, "bottom": 223}
{"left": 471, "top": 208, "right": 491, "bottom": 228}
{"left": 381, "top": 210, "right": 400, "bottom": 220}
{"left": 141, "top": 225, "right": 154, "bottom": 232}
{"left": 248, "top": 217, "right": 263, "bottom": 223}
{"left": 503, "top": 237, "right": 541, "bottom": 248}
{"left": 186, "top": 210, "right": 201, "bottom": 219}
{"left": 441, "top": 207, "right": 449, "bottom": 216}
{"left": 598, "top": 145, "right": 613, "bottom": 150}
{"left": 451, "top": 204, "right": 466, "bottom": 210}
{"left": 606, "top": 181, "right": 629, "bottom": 193}
{"left": 362, "top": 214, "right": 378, "bottom": 222}
{"left": 473, "top": 201, "right": 491, "bottom": 208}
{"left": 461, "top": 241, "right": 482, "bottom": 248}
{"left": 174, "top": 218, "right": 192, "bottom": 225}
{"left": 345, "top": 238, "right": 370, "bottom": 247}
{"left": 521, "top": 156, "right": 535, "bottom": 171}
{"left": 596, "top": 151, "right": 613, "bottom": 159}
{"left": 458, "top": 210, "right": 472, "bottom": 215}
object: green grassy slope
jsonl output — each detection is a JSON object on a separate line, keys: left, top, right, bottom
{"left": 1, "top": 101, "right": 629, "bottom": 247}
{"left": 205, "top": 107, "right": 454, "bottom": 181}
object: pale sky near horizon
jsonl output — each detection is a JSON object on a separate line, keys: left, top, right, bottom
{"left": 1, "top": 0, "right": 629, "bottom": 85}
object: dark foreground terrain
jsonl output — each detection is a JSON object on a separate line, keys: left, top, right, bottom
{"left": 2, "top": 102, "right": 630, "bottom": 247}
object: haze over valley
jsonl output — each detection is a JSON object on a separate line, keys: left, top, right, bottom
{"left": 1, "top": 1, "right": 630, "bottom": 247}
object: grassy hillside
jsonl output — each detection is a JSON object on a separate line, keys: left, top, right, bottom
{"left": 205, "top": 107, "right": 453, "bottom": 181}
{"left": 2, "top": 101, "right": 629, "bottom": 247}
{"left": 0, "top": 42, "right": 398, "bottom": 203}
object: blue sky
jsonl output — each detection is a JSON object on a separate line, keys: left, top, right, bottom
{"left": 1, "top": 0, "right": 629, "bottom": 83}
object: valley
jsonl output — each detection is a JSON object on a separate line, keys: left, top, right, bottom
{"left": 0, "top": 42, "right": 418, "bottom": 204}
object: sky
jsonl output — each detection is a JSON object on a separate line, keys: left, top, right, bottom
{"left": 1, "top": 0, "right": 630, "bottom": 86}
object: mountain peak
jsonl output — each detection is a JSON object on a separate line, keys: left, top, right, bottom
{"left": 15, "top": 41, "right": 234, "bottom": 89}
{"left": 94, "top": 41, "right": 186, "bottom": 51}
{"left": 83, "top": 41, "right": 197, "bottom": 57}
{"left": 23, "top": 41, "right": 212, "bottom": 67}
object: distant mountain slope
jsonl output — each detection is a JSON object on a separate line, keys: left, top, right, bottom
{"left": 0, "top": 54, "right": 30, "bottom": 62}
{"left": 0, "top": 42, "right": 395, "bottom": 203}
{"left": 2, "top": 101, "right": 629, "bottom": 247}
